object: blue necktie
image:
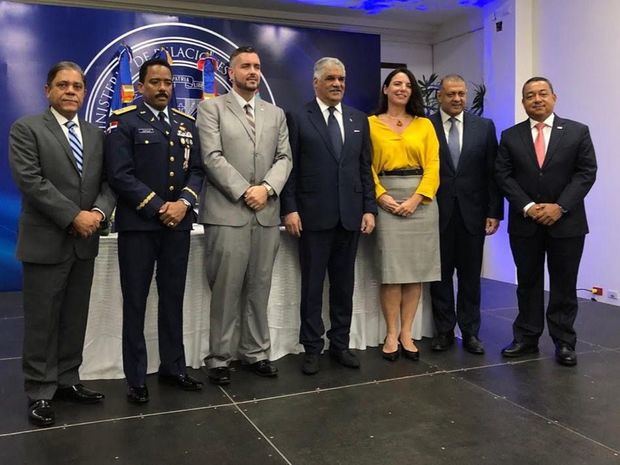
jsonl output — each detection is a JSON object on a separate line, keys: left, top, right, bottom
{"left": 448, "top": 117, "right": 461, "bottom": 169}
{"left": 65, "top": 121, "right": 83, "bottom": 175}
{"left": 327, "top": 106, "right": 343, "bottom": 159}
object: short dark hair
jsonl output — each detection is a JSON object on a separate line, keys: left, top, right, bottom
{"left": 139, "top": 58, "right": 172, "bottom": 83}
{"left": 46, "top": 61, "right": 86, "bottom": 87}
{"left": 522, "top": 76, "right": 554, "bottom": 97}
{"left": 374, "top": 67, "right": 425, "bottom": 117}
{"left": 229, "top": 46, "right": 258, "bottom": 66}
{"left": 439, "top": 74, "right": 466, "bottom": 91}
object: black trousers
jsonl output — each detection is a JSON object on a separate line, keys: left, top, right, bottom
{"left": 118, "top": 229, "right": 190, "bottom": 387}
{"left": 431, "top": 202, "right": 485, "bottom": 337}
{"left": 298, "top": 224, "right": 360, "bottom": 354}
{"left": 509, "top": 229, "right": 585, "bottom": 348}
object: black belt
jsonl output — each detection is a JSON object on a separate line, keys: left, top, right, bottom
{"left": 379, "top": 168, "right": 423, "bottom": 176}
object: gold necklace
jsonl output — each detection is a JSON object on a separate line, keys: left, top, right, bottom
{"left": 386, "top": 113, "right": 408, "bottom": 127}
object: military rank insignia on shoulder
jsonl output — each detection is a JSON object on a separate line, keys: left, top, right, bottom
{"left": 171, "top": 108, "right": 195, "bottom": 121}
{"left": 112, "top": 105, "right": 137, "bottom": 116}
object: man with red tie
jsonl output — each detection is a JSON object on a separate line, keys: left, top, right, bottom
{"left": 495, "top": 77, "right": 597, "bottom": 366}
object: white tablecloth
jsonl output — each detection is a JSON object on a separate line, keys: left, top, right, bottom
{"left": 80, "top": 226, "right": 434, "bottom": 380}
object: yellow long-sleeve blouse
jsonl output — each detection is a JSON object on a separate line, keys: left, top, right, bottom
{"left": 368, "top": 115, "right": 440, "bottom": 201}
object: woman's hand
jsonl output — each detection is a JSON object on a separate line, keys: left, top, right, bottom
{"left": 377, "top": 194, "right": 400, "bottom": 214}
{"left": 393, "top": 193, "right": 423, "bottom": 217}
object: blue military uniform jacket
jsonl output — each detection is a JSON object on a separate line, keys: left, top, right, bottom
{"left": 105, "top": 101, "right": 204, "bottom": 232}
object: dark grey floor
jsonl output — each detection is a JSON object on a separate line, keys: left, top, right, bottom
{"left": 1, "top": 279, "right": 619, "bottom": 465}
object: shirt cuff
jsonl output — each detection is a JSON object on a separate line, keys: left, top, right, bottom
{"left": 91, "top": 208, "right": 106, "bottom": 221}
{"left": 523, "top": 202, "right": 535, "bottom": 217}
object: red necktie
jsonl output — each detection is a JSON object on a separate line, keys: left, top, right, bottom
{"left": 534, "top": 122, "right": 546, "bottom": 168}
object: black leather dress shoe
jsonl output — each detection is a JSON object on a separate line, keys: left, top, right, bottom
{"left": 55, "top": 384, "right": 105, "bottom": 404}
{"left": 207, "top": 367, "right": 231, "bottom": 385}
{"left": 555, "top": 343, "right": 577, "bottom": 366}
{"left": 28, "top": 400, "right": 55, "bottom": 427}
{"left": 329, "top": 349, "right": 360, "bottom": 368}
{"left": 431, "top": 332, "right": 454, "bottom": 351}
{"left": 399, "top": 339, "right": 420, "bottom": 361}
{"left": 250, "top": 360, "right": 278, "bottom": 377}
{"left": 127, "top": 385, "right": 149, "bottom": 404}
{"left": 501, "top": 341, "right": 539, "bottom": 358}
{"left": 381, "top": 338, "right": 400, "bottom": 362}
{"left": 159, "top": 374, "right": 203, "bottom": 391}
{"left": 462, "top": 335, "right": 485, "bottom": 355}
{"left": 302, "top": 353, "right": 320, "bottom": 375}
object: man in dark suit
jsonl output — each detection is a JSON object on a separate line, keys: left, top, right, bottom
{"left": 105, "top": 59, "right": 204, "bottom": 403}
{"left": 281, "top": 57, "right": 377, "bottom": 375}
{"left": 429, "top": 74, "right": 503, "bottom": 354}
{"left": 9, "top": 61, "right": 115, "bottom": 426}
{"left": 495, "top": 77, "right": 597, "bottom": 366}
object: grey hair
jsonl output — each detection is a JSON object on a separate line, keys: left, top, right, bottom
{"left": 313, "top": 57, "right": 345, "bottom": 79}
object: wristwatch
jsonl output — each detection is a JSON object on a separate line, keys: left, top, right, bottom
{"left": 262, "top": 182, "right": 275, "bottom": 197}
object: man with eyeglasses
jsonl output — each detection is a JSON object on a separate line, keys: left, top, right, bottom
{"left": 9, "top": 61, "right": 115, "bottom": 426}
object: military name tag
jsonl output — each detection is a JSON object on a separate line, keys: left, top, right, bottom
{"left": 138, "top": 128, "right": 155, "bottom": 134}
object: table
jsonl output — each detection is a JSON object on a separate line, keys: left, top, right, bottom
{"left": 80, "top": 226, "right": 434, "bottom": 380}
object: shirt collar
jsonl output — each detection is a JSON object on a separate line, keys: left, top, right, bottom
{"left": 316, "top": 97, "right": 342, "bottom": 115}
{"left": 530, "top": 113, "right": 555, "bottom": 129}
{"left": 440, "top": 108, "right": 463, "bottom": 124}
{"left": 143, "top": 102, "right": 168, "bottom": 120}
{"left": 231, "top": 88, "right": 256, "bottom": 110}
{"left": 50, "top": 106, "right": 79, "bottom": 127}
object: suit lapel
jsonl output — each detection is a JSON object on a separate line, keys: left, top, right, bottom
{"left": 307, "top": 100, "right": 338, "bottom": 161}
{"left": 254, "top": 98, "right": 265, "bottom": 147}
{"left": 543, "top": 115, "right": 565, "bottom": 168}
{"left": 517, "top": 119, "right": 539, "bottom": 168}
{"left": 431, "top": 112, "right": 456, "bottom": 173}
{"left": 43, "top": 110, "right": 81, "bottom": 176}
{"left": 459, "top": 112, "right": 476, "bottom": 172}
{"left": 225, "top": 93, "right": 256, "bottom": 143}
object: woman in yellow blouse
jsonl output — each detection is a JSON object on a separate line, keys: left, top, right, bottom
{"left": 369, "top": 68, "right": 440, "bottom": 361}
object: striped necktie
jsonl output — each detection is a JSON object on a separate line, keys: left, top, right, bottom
{"left": 244, "top": 104, "right": 255, "bottom": 136}
{"left": 65, "top": 121, "right": 83, "bottom": 175}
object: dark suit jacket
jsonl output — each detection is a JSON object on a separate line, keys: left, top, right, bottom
{"left": 280, "top": 100, "right": 377, "bottom": 231}
{"left": 430, "top": 111, "right": 503, "bottom": 235}
{"left": 495, "top": 115, "right": 597, "bottom": 238}
{"left": 8, "top": 109, "right": 115, "bottom": 264}
{"left": 105, "top": 102, "right": 204, "bottom": 232}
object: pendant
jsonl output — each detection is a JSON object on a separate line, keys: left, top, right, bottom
{"left": 396, "top": 120, "right": 403, "bottom": 127}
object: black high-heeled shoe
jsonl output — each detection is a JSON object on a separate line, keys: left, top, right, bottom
{"left": 381, "top": 337, "right": 400, "bottom": 361}
{"left": 400, "top": 339, "right": 420, "bottom": 361}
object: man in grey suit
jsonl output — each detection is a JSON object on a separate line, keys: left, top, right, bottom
{"left": 8, "top": 61, "right": 115, "bottom": 426}
{"left": 197, "top": 46, "right": 292, "bottom": 385}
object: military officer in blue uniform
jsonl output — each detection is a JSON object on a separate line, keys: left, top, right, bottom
{"left": 105, "top": 58, "right": 204, "bottom": 403}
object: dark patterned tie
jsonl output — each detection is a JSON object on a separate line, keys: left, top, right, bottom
{"left": 158, "top": 111, "right": 171, "bottom": 134}
{"left": 65, "top": 121, "right": 83, "bottom": 175}
{"left": 327, "top": 106, "right": 343, "bottom": 158}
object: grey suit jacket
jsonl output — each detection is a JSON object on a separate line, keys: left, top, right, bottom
{"left": 8, "top": 109, "right": 116, "bottom": 264}
{"left": 196, "top": 93, "right": 292, "bottom": 227}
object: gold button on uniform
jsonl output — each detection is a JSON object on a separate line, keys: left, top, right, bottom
{"left": 169, "top": 186, "right": 174, "bottom": 191}
{"left": 170, "top": 157, "right": 175, "bottom": 162}
{"left": 169, "top": 171, "right": 174, "bottom": 177}
{"left": 169, "top": 141, "right": 174, "bottom": 146}
{"left": 145, "top": 140, "right": 149, "bottom": 144}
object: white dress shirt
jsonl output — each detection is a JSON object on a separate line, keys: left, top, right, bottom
{"left": 316, "top": 98, "right": 345, "bottom": 143}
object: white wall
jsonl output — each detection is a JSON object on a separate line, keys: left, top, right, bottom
{"left": 532, "top": 0, "right": 620, "bottom": 304}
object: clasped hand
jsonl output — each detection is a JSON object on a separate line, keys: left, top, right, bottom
{"left": 378, "top": 193, "right": 420, "bottom": 217}
{"left": 244, "top": 185, "right": 269, "bottom": 211}
{"left": 527, "top": 203, "right": 563, "bottom": 226}
{"left": 71, "top": 210, "right": 103, "bottom": 238}
{"left": 159, "top": 200, "right": 188, "bottom": 228}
